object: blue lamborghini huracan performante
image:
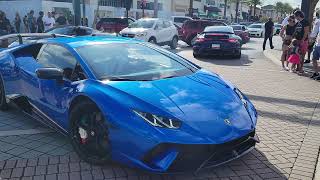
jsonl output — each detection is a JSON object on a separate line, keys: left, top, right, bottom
{"left": 0, "top": 34, "right": 259, "bottom": 173}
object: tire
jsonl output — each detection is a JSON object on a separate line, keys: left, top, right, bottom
{"left": 193, "top": 52, "right": 201, "bottom": 58}
{"left": 187, "top": 35, "right": 197, "bottom": 46}
{"left": 148, "top": 37, "right": 157, "bottom": 44}
{"left": 234, "top": 50, "right": 242, "bottom": 59}
{"left": 0, "top": 77, "right": 8, "bottom": 111}
{"left": 69, "top": 100, "right": 111, "bottom": 165}
{"left": 170, "top": 36, "right": 178, "bottom": 49}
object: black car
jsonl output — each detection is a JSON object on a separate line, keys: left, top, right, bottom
{"left": 193, "top": 26, "right": 242, "bottom": 59}
{"left": 45, "top": 26, "right": 100, "bottom": 36}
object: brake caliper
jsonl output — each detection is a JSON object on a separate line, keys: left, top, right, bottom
{"left": 79, "top": 127, "right": 88, "bottom": 144}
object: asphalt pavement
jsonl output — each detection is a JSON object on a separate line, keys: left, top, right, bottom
{"left": 0, "top": 37, "right": 318, "bottom": 180}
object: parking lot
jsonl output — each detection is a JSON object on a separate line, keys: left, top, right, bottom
{"left": 0, "top": 37, "right": 319, "bottom": 180}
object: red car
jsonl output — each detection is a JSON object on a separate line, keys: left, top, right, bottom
{"left": 96, "top": 17, "right": 135, "bottom": 33}
{"left": 231, "top": 25, "right": 250, "bottom": 44}
{"left": 180, "top": 20, "right": 227, "bottom": 46}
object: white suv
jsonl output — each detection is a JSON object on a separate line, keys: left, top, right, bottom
{"left": 119, "top": 18, "right": 179, "bottom": 49}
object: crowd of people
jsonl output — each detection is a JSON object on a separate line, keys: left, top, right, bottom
{"left": 264, "top": 10, "right": 320, "bottom": 81}
{"left": 0, "top": 10, "right": 86, "bottom": 36}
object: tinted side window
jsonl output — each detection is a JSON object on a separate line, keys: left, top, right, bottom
{"left": 201, "top": 21, "right": 212, "bottom": 28}
{"left": 185, "top": 21, "right": 198, "bottom": 29}
{"left": 37, "top": 44, "right": 77, "bottom": 79}
{"left": 174, "top": 17, "right": 189, "bottom": 24}
{"left": 163, "top": 21, "right": 171, "bottom": 28}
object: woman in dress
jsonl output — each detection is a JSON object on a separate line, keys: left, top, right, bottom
{"left": 280, "top": 15, "right": 296, "bottom": 70}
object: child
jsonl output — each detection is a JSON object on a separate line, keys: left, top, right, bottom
{"left": 288, "top": 39, "right": 301, "bottom": 72}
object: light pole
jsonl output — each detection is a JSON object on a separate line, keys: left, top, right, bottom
{"left": 82, "top": 0, "right": 85, "bottom": 25}
{"left": 73, "top": 0, "right": 81, "bottom": 26}
{"left": 189, "top": 0, "right": 193, "bottom": 17}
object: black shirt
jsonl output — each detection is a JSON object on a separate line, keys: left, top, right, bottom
{"left": 56, "top": 16, "right": 67, "bottom": 25}
{"left": 294, "top": 19, "right": 310, "bottom": 40}
{"left": 0, "top": 18, "right": 10, "bottom": 32}
{"left": 286, "top": 24, "right": 296, "bottom": 36}
{"left": 265, "top": 20, "right": 274, "bottom": 35}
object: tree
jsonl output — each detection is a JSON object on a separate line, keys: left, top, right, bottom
{"left": 283, "top": 3, "right": 293, "bottom": 15}
{"left": 275, "top": 2, "right": 284, "bottom": 17}
{"left": 245, "top": 0, "right": 262, "bottom": 17}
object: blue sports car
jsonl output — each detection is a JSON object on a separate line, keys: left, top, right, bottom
{"left": 0, "top": 34, "right": 259, "bottom": 172}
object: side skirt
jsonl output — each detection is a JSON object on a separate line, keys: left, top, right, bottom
{"left": 7, "top": 95, "right": 68, "bottom": 136}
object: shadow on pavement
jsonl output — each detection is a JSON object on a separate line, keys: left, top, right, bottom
{"left": 194, "top": 54, "right": 252, "bottom": 67}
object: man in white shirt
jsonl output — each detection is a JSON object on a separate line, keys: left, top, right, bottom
{"left": 43, "top": 12, "right": 55, "bottom": 31}
{"left": 309, "top": 13, "right": 320, "bottom": 80}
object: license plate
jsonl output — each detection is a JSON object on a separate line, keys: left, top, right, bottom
{"left": 212, "top": 44, "right": 220, "bottom": 49}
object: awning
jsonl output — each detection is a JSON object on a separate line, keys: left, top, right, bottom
{"left": 204, "top": 6, "right": 222, "bottom": 12}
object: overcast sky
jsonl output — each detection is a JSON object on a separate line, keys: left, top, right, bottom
{"left": 262, "top": 0, "right": 302, "bottom": 8}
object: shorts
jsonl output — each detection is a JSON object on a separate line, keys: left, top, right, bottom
{"left": 299, "top": 40, "right": 308, "bottom": 55}
{"left": 312, "top": 46, "right": 320, "bottom": 60}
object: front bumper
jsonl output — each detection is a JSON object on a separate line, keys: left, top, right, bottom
{"left": 141, "top": 131, "right": 259, "bottom": 173}
{"left": 249, "top": 32, "right": 262, "bottom": 37}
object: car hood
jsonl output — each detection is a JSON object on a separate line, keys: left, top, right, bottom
{"left": 121, "top": 28, "right": 149, "bottom": 34}
{"left": 106, "top": 70, "right": 254, "bottom": 143}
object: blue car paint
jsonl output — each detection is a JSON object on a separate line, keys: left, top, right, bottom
{"left": 0, "top": 36, "right": 258, "bottom": 172}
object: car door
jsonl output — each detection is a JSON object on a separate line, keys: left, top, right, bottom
{"left": 34, "top": 44, "right": 81, "bottom": 128}
{"left": 162, "top": 20, "right": 174, "bottom": 42}
{"left": 154, "top": 20, "right": 166, "bottom": 43}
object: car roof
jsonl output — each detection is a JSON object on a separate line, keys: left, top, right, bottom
{"left": 204, "top": 26, "right": 233, "bottom": 33}
{"left": 41, "top": 36, "right": 141, "bottom": 48}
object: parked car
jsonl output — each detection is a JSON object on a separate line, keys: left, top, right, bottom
{"left": 247, "top": 23, "right": 265, "bottom": 37}
{"left": 231, "top": 25, "right": 250, "bottom": 44}
{"left": 180, "top": 19, "right": 227, "bottom": 46}
{"left": 274, "top": 23, "right": 282, "bottom": 35}
{"left": 193, "top": 26, "right": 242, "bottom": 58}
{"left": 172, "top": 16, "right": 193, "bottom": 28}
{"left": 96, "top": 17, "right": 135, "bottom": 33}
{"left": 0, "top": 34, "right": 258, "bottom": 172}
{"left": 119, "top": 18, "right": 179, "bottom": 49}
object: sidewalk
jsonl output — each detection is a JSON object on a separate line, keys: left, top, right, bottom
{"left": 263, "top": 36, "right": 320, "bottom": 180}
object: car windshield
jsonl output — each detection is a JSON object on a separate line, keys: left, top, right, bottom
{"left": 46, "top": 27, "right": 73, "bottom": 34}
{"left": 204, "top": 26, "right": 234, "bottom": 34}
{"left": 248, "top": 24, "right": 262, "bottom": 28}
{"left": 128, "top": 19, "right": 155, "bottom": 28}
{"left": 77, "top": 43, "right": 196, "bottom": 81}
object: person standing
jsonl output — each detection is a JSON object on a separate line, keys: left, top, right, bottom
{"left": 309, "top": 13, "right": 320, "bottom": 80}
{"left": 28, "top": 10, "right": 36, "bottom": 33}
{"left": 263, "top": 18, "right": 274, "bottom": 51}
{"left": 23, "top": 14, "right": 29, "bottom": 33}
{"left": 0, "top": 11, "right": 11, "bottom": 48}
{"left": 56, "top": 14, "right": 67, "bottom": 26}
{"left": 37, "top": 11, "right": 44, "bottom": 33}
{"left": 43, "top": 12, "right": 55, "bottom": 31}
{"left": 14, "top": 12, "right": 21, "bottom": 33}
{"left": 280, "top": 15, "right": 296, "bottom": 70}
{"left": 293, "top": 10, "right": 310, "bottom": 74}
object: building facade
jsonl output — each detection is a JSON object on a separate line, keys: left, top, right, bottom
{"left": 0, "top": 0, "right": 251, "bottom": 27}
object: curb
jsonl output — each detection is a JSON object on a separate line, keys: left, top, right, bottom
{"left": 263, "top": 49, "right": 282, "bottom": 66}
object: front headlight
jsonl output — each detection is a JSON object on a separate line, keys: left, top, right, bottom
{"left": 135, "top": 32, "right": 147, "bottom": 37}
{"left": 133, "top": 110, "right": 181, "bottom": 129}
{"left": 234, "top": 88, "right": 247, "bottom": 107}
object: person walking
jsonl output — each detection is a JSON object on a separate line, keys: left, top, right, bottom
{"left": 37, "top": 11, "right": 44, "bottom": 33}
{"left": 43, "top": 12, "right": 55, "bottom": 31}
{"left": 293, "top": 10, "right": 310, "bottom": 74}
{"left": 14, "top": 12, "right": 21, "bottom": 33}
{"left": 309, "top": 13, "right": 320, "bottom": 80}
{"left": 263, "top": 18, "right": 274, "bottom": 51}
{"left": 28, "top": 10, "right": 36, "bottom": 33}
{"left": 280, "top": 15, "right": 296, "bottom": 71}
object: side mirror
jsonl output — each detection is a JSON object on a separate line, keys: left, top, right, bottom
{"left": 36, "top": 68, "right": 63, "bottom": 81}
